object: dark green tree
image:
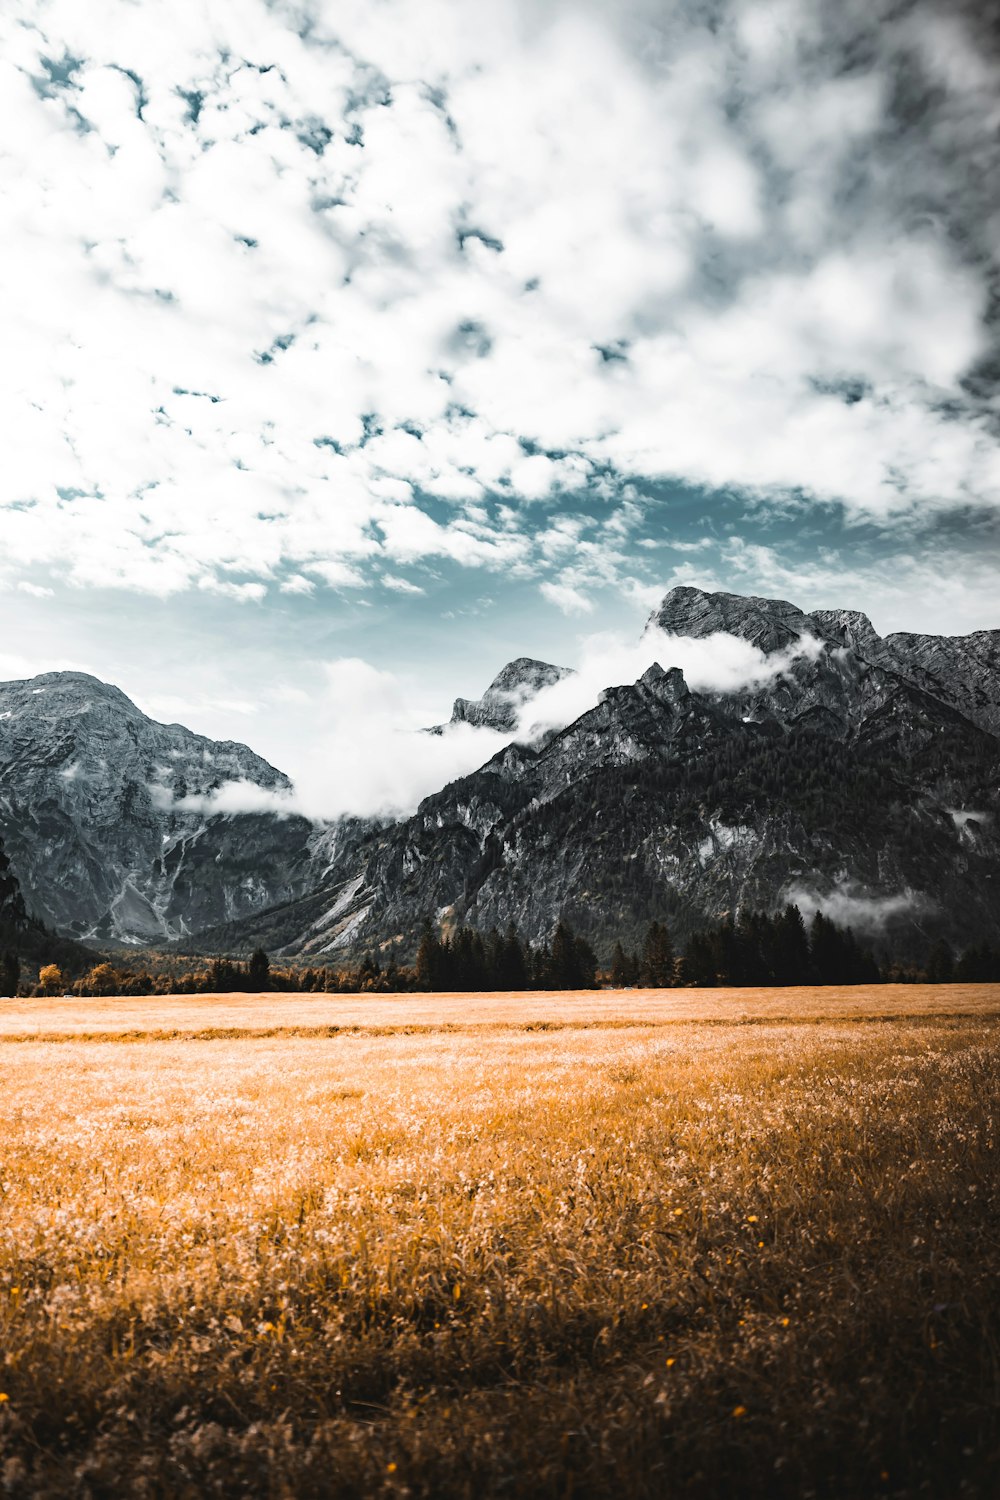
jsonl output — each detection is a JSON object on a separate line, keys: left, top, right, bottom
{"left": 639, "top": 920, "right": 674, "bottom": 987}
{"left": 248, "top": 948, "right": 271, "bottom": 990}
{"left": 497, "top": 922, "right": 528, "bottom": 989}
{"left": 610, "top": 941, "right": 631, "bottom": 987}
{"left": 415, "top": 919, "right": 443, "bottom": 990}
{"left": 926, "top": 939, "right": 955, "bottom": 983}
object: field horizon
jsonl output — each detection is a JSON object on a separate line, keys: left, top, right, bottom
{"left": 3, "top": 981, "right": 999, "bottom": 1043}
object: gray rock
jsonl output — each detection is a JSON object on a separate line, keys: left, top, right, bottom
{"left": 441, "top": 657, "right": 574, "bottom": 733}
{"left": 0, "top": 671, "right": 316, "bottom": 944}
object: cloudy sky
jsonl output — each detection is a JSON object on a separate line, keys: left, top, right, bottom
{"left": 2, "top": 0, "right": 999, "bottom": 807}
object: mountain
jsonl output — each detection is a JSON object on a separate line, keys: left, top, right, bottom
{"left": 204, "top": 588, "right": 1000, "bottom": 962}
{"left": 4, "top": 589, "right": 999, "bottom": 963}
{"left": 0, "top": 672, "right": 322, "bottom": 944}
{"left": 430, "top": 657, "right": 574, "bottom": 733}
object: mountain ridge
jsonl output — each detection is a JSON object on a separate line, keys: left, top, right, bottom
{"left": 2, "top": 586, "right": 998, "bottom": 962}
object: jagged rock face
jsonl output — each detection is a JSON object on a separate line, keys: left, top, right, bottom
{"left": 0, "top": 672, "right": 316, "bottom": 943}
{"left": 446, "top": 657, "right": 574, "bottom": 732}
{"left": 215, "top": 587, "right": 1000, "bottom": 962}
{"left": 648, "top": 586, "right": 815, "bottom": 654}
{"left": 880, "top": 630, "right": 1000, "bottom": 737}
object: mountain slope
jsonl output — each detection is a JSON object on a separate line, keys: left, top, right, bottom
{"left": 207, "top": 589, "right": 1000, "bottom": 961}
{"left": 0, "top": 672, "right": 319, "bottom": 943}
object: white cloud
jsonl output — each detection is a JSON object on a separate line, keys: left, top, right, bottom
{"left": 0, "top": 0, "right": 997, "bottom": 614}
{"left": 517, "top": 625, "right": 824, "bottom": 737}
{"left": 540, "top": 580, "right": 595, "bottom": 616}
{"left": 382, "top": 574, "right": 425, "bottom": 594}
{"left": 785, "top": 881, "right": 931, "bottom": 933}
{"left": 251, "top": 656, "right": 511, "bottom": 821}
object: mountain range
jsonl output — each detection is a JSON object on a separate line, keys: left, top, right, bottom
{"left": 2, "top": 586, "right": 998, "bottom": 963}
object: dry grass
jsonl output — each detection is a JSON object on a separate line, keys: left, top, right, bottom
{"left": 0, "top": 997, "right": 998, "bottom": 1497}
{"left": 2, "top": 981, "right": 999, "bottom": 1041}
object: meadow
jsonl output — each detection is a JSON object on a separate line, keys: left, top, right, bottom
{"left": 0, "top": 987, "right": 998, "bottom": 1497}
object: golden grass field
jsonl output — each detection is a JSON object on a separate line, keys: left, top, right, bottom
{"left": 1, "top": 987, "right": 998, "bottom": 1497}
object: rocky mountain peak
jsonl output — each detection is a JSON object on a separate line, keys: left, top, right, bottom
{"left": 809, "top": 609, "right": 881, "bottom": 654}
{"left": 447, "top": 657, "right": 574, "bottom": 733}
{"left": 6, "top": 670, "right": 145, "bottom": 720}
{"left": 0, "top": 671, "right": 308, "bottom": 943}
{"left": 647, "top": 586, "right": 814, "bottom": 653}
{"left": 639, "top": 662, "right": 689, "bottom": 703}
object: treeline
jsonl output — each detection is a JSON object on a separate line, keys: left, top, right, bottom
{"left": 608, "top": 908, "right": 877, "bottom": 987}
{"left": 6, "top": 911, "right": 1000, "bottom": 999}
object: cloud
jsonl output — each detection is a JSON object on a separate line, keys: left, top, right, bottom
{"left": 382, "top": 574, "right": 425, "bottom": 594}
{"left": 142, "top": 616, "right": 828, "bottom": 823}
{"left": 1, "top": 0, "right": 998, "bottom": 617}
{"left": 540, "top": 581, "right": 595, "bottom": 616}
{"left": 517, "top": 625, "right": 825, "bottom": 736}
{"left": 785, "top": 880, "right": 932, "bottom": 933}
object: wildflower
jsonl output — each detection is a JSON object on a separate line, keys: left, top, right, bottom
{"left": 0, "top": 1394, "right": 8, "bottom": 1403}
{"left": 747, "top": 1215, "right": 758, "bottom": 1223}
{"left": 732, "top": 1405, "right": 747, "bottom": 1418}
{"left": 666, "top": 1358, "right": 675, "bottom": 1367}
{"left": 387, "top": 1463, "right": 398, "bottom": 1474}
{"left": 780, "top": 1317, "right": 790, "bottom": 1327}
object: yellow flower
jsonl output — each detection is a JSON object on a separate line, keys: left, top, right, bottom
{"left": 732, "top": 1405, "right": 747, "bottom": 1418}
{"left": 747, "top": 1215, "right": 758, "bottom": 1223}
{"left": 666, "top": 1358, "right": 675, "bottom": 1367}
{"left": 0, "top": 1394, "right": 8, "bottom": 1403}
{"left": 780, "top": 1317, "right": 790, "bottom": 1327}
{"left": 387, "top": 1463, "right": 398, "bottom": 1474}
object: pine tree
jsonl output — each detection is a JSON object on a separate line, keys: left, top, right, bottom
{"left": 415, "top": 919, "right": 442, "bottom": 991}
{"left": 926, "top": 939, "right": 955, "bottom": 983}
{"left": 497, "top": 922, "right": 528, "bottom": 989}
{"left": 610, "top": 941, "right": 630, "bottom": 987}
{"left": 771, "top": 904, "right": 811, "bottom": 985}
{"left": 248, "top": 948, "right": 271, "bottom": 991}
{"left": 639, "top": 921, "right": 674, "bottom": 988}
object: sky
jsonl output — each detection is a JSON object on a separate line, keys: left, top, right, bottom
{"left": 1, "top": 0, "right": 999, "bottom": 814}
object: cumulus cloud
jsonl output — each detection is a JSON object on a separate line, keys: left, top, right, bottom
{"left": 540, "top": 581, "right": 595, "bottom": 616}
{"left": 1, "top": 0, "right": 999, "bottom": 616}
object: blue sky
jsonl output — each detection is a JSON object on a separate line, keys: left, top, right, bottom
{"left": 1, "top": 0, "right": 999, "bottom": 810}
